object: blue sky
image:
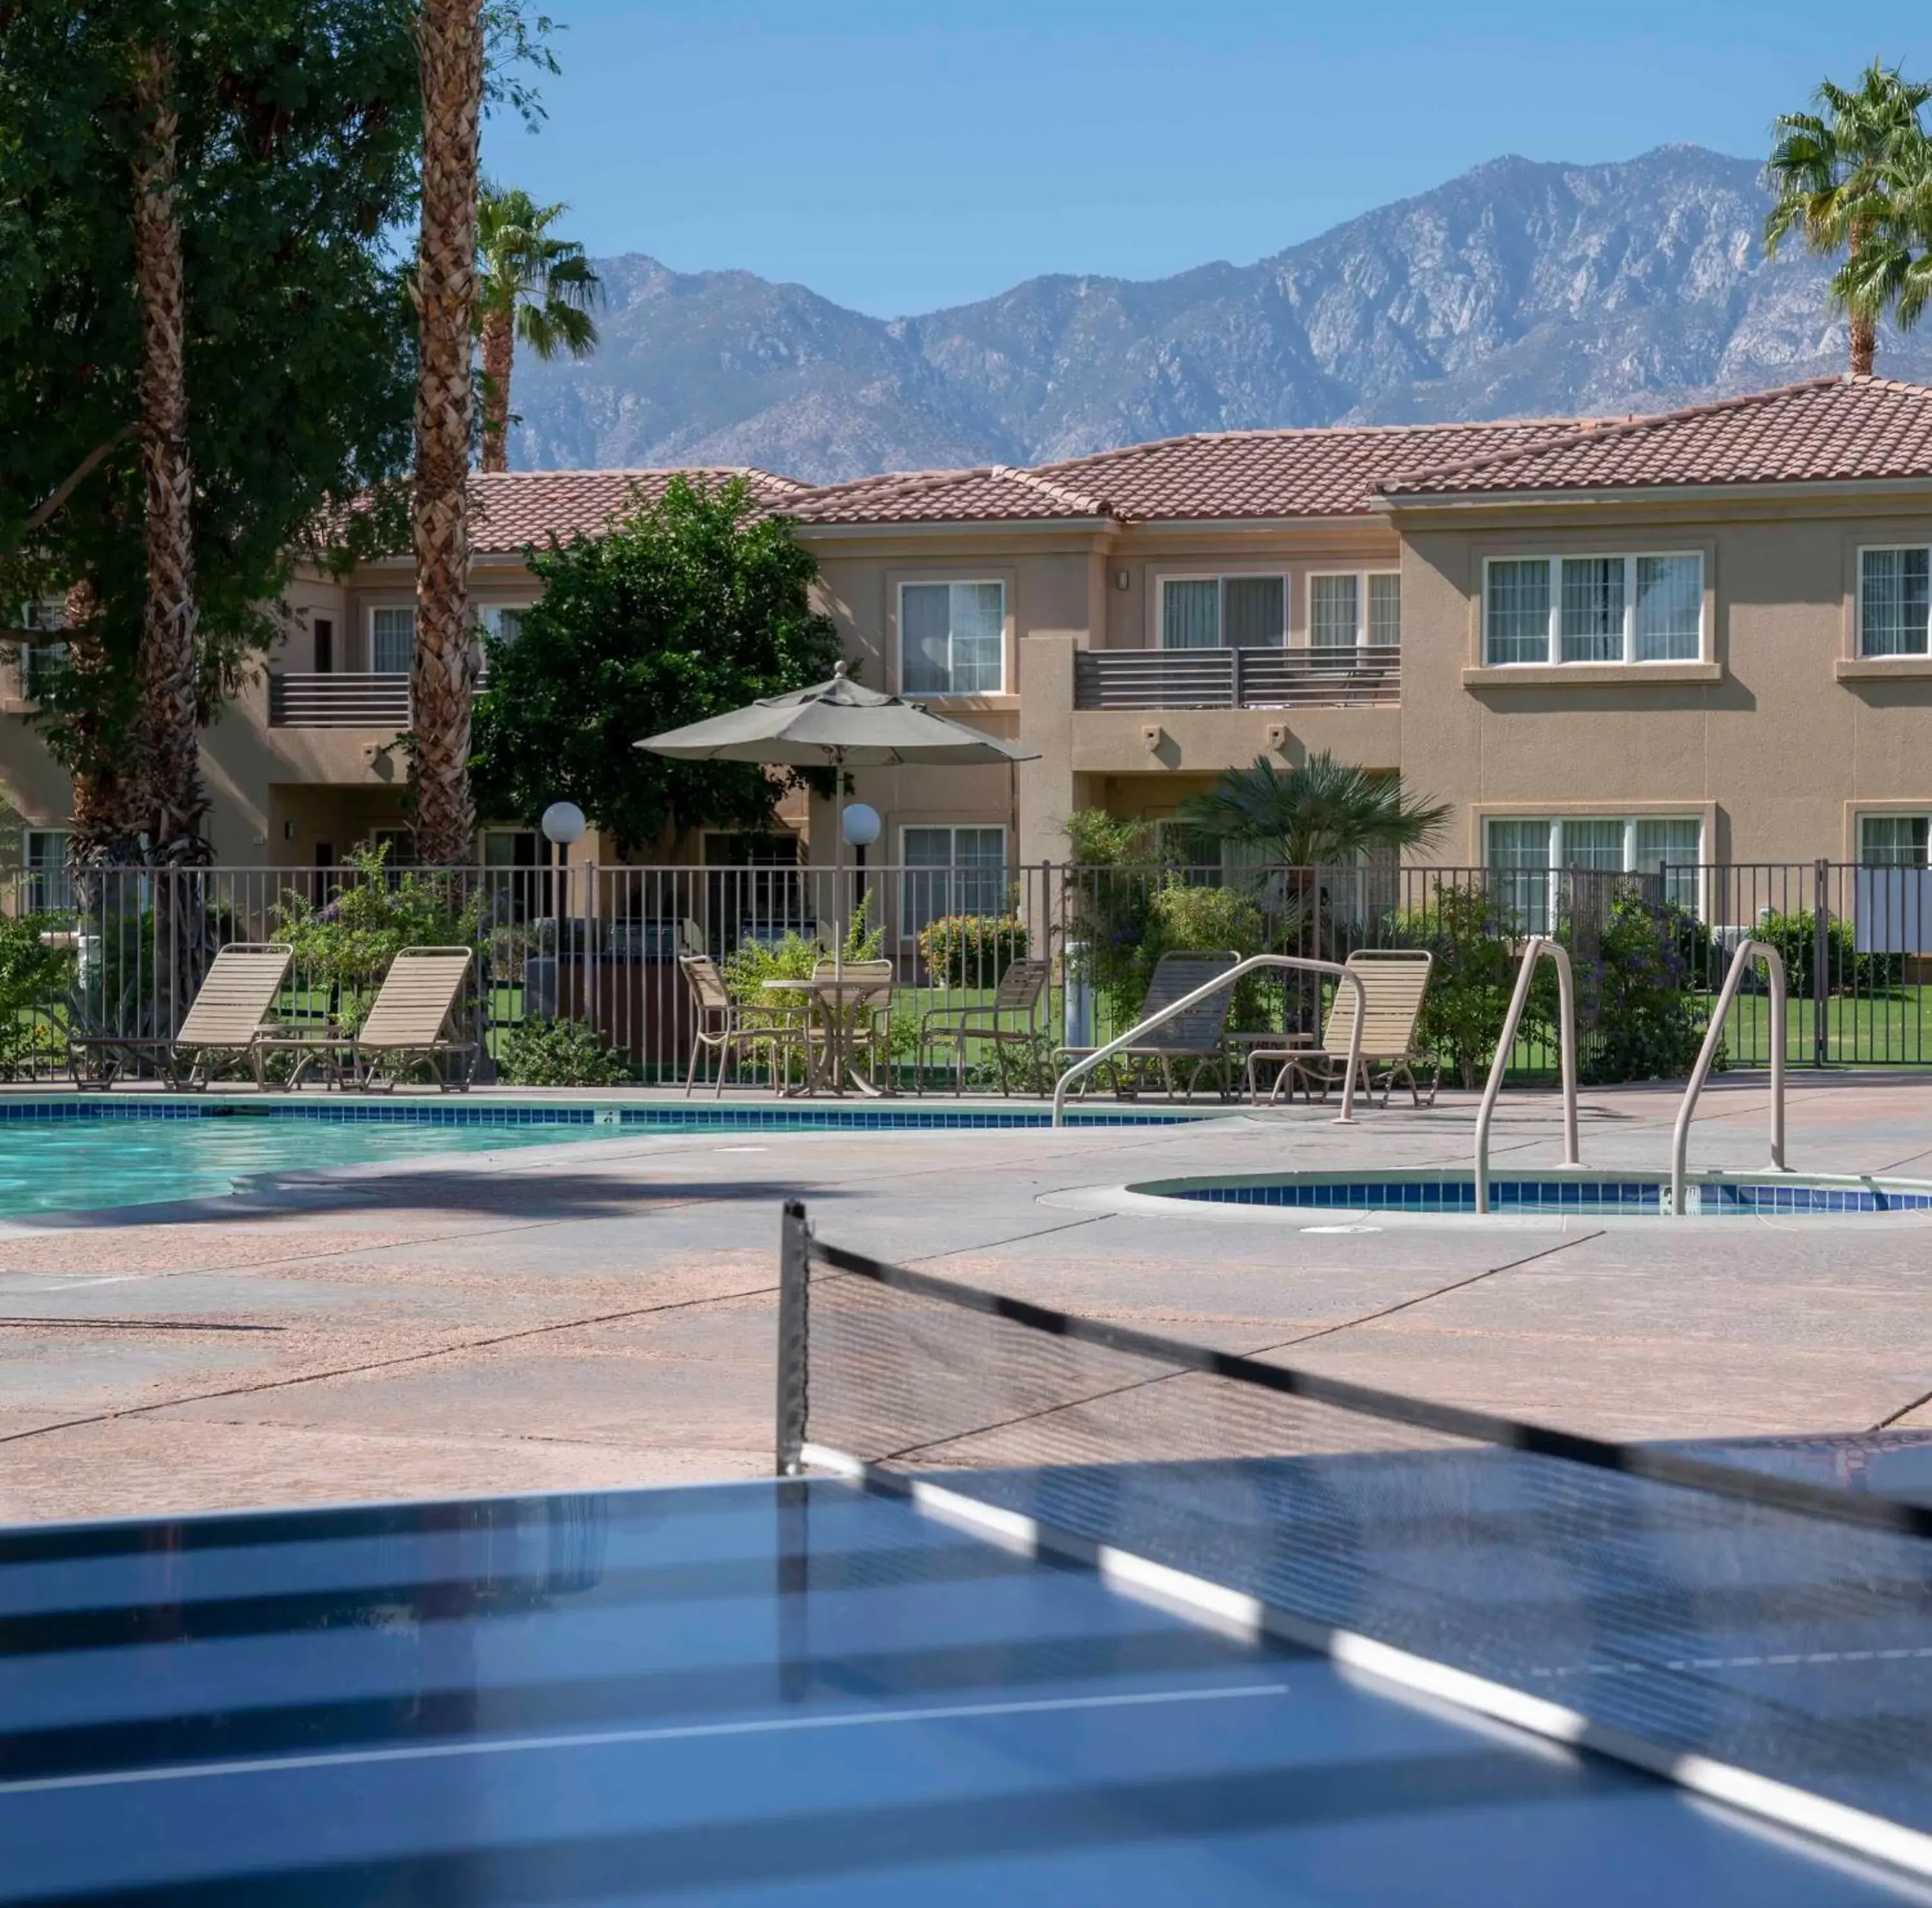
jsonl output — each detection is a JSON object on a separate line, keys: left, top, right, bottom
{"left": 486, "top": 1, "right": 1931, "bottom": 317}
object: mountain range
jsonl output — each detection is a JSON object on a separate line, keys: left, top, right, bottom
{"left": 506, "top": 144, "right": 1932, "bottom": 484}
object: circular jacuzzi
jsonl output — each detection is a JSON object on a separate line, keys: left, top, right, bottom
{"left": 1122, "top": 1166, "right": 1932, "bottom": 1219}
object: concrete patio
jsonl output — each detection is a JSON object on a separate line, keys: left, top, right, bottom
{"left": 1, "top": 1073, "right": 1929, "bottom": 1525}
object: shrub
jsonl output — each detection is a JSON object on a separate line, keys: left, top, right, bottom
{"left": 721, "top": 890, "right": 885, "bottom": 1006}
{"left": 1570, "top": 892, "right": 1716, "bottom": 1085}
{"left": 1752, "top": 910, "right": 1899, "bottom": 995}
{"left": 272, "top": 844, "right": 483, "bottom": 1030}
{"left": 1388, "top": 882, "right": 1548, "bottom": 1091}
{"left": 918, "top": 914, "right": 1028, "bottom": 989}
{"left": 497, "top": 1016, "right": 633, "bottom": 1087}
{"left": 0, "top": 912, "right": 75, "bottom": 1078}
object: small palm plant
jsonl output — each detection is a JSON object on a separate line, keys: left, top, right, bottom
{"left": 1177, "top": 752, "right": 1450, "bottom": 868}
{"left": 475, "top": 184, "right": 601, "bottom": 472}
{"left": 1765, "top": 63, "right": 1932, "bottom": 376}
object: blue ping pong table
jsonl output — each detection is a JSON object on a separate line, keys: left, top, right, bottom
{"left": 1, "top": 1471, "right": 1924, "bottom": 1905}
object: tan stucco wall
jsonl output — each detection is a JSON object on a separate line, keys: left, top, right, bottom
{"left": 1392, "top": 491, "right": 1932, "bottom": 869}
{"left": 11, "top": 484, "right": 1932, "bottom": 882}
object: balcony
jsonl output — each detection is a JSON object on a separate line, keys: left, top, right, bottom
{"left": 268, "top": 669, "right": 491, "bottom": 728}
{"left": 1073, "top": 644, "right": 1399, "bottom": 712}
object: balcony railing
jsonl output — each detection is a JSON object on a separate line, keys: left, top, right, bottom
{"left": 268, "top": 669, "right": 491, "bottom": 728}
{"left": 1074, "top": 644, "right": 1400, "bottom": 712}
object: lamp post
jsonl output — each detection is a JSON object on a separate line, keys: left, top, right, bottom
{"left": 540, "top": 802, "right": 591, "bottom": 1024}
{"left": 838, "top": 803, "right": 880, "bottom": 972}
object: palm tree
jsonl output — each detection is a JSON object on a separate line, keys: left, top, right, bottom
{"left": 1177, "top": 753, "right": 1451, "bottom": 867}
{"left": 129, "top": 37, "right": 206, "bottom": 866}
{"left": 410, "top": 0, "right": 486, "bottom": 866}
{"left": 1765, "top": 62, "right": 1932, "bottom": 376}
{"left": 475, "top": 185, "right": 600, "bottom": 473}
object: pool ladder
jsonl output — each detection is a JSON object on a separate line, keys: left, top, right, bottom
{"left": 1473, "top": 935, "right": 1788, "bottom": 1216}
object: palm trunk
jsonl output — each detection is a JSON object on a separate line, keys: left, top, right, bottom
{"left": 478, "top": 303, "right": 513, "bottom": 473}
{"left": 130, "top": 40, "right": 209, "bottom": 1036}
{"left": 1850, "top": 218, "right": 1877, "bottom": 377}
{"left": 130, "top": 40, "right": 205, "bottom": 866}
{"left": 410, "top": 0, "right": 484, "bottom": 866}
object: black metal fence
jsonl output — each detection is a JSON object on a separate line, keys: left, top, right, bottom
{"left": 0, "top": 856, "right": 1926, "bottom": 1087}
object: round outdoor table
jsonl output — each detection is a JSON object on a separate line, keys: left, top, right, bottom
{"left": 764, "top": 977, "right": 900, "bottom": 1097}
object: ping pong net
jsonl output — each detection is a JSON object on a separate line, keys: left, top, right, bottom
{"left": 777, "top": 1201, "right": 1932, "bottom": 1881}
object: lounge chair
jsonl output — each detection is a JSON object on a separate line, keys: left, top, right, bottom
{"left": 352, "top": 947, "right": 477, "bottom": 1089}
{"left": 68, "top": 942, "right": 293, "bottom": 1089}
{"left": 918, "top": 957, "right": 1050, "bottom": 1095}
{"left": 1057, "top": 949, "right": 1242, "bottom": 1100}
{"left": 1248, "top": 949, "right": 1435, "bottom": 1109}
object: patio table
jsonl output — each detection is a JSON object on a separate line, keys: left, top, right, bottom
{"left": 764, "top": 977, "right": 899, "bottom": 1098}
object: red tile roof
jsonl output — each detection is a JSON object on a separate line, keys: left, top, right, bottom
{"left": 469, "top": 468, "right": 808, "bottom": 553}
{"left": 784, "top": 419, "right": 1589, "bottom": 526}
{"left": 1379, "top": 376, "right": 1932, "bottom": 499}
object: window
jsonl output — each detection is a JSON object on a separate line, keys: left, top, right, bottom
{"left": 313, "top": 616, "right": 334, "bottom": 674}
{"left": 19, "top": 642, "right": 67, "bottom": 702}
{"left": 479, "top": 605, "right": 529, "bottom": 645}
{"left": 1484, "top": 554, "right": 1702, "bottom": 665}
{"left": 1859, "top": 548, "right": 1932, "bottom": 656}
{"left": 901, "top": 826, "right": 1007, "bottom": 939}
{"left": 1369, "top": 573, "right": 1402, "bottom": 647}
{"left": 900, "top": 582, "right": 1003, "bottom": 694}
{"left": 370, "top": 606, "right": 415, "bottom": 674}
{"left": 1307, "top": 572, "right": 1400, "bottom": 650}
{"left": 1861, "top": 816, "right": 1932, "bottom": 865}
{"left": 1159, "top": 575, "right": 1286, "bottom": 649}
{"left": 368, "top": 826, "right": 416, "bottom": 866}
{"left": 23, "top": 828, "right": 72, "bottom": 913}
{"left": 1485, "top": 815, "right": 1704, "bottom": 926}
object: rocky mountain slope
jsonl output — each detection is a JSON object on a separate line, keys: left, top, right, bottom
{"left": 509, "top": 145, "right": 1932, "bottom": 482}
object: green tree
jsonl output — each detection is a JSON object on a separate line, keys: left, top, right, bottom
{"left": 1177, "top": 752, "right": 1450, "bottom": 866}
{"left": 1765, "top": 62, "right": 1932, "bottom": 376}
{"left": 475, "top": 184, "right": 600, "bottom": 473}
{"left": 469, "top": 475, "right": 844, "bottom": 856}
{"left": 0, "top": 0, "right": 424, "bottom": 859}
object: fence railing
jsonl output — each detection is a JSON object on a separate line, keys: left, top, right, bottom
{"left": 268, "top": 668, "right": 493, "bottom": 727}
{"left": 1072, "top": 645, "right": 1401, "bottom": 711}
{"left": 0, "top": 855, "right": 1927, "bottom": 1087}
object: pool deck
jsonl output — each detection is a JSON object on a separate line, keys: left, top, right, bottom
{"left": 1, "top": 1073, "right": 1929, "bottom": 1524}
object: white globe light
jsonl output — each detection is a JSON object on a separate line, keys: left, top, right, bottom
{"left": 840, "top": 802, "right": 882, "bottom": 848}
{"left": 540, "top": 801, "right": 587, "bottom": 846}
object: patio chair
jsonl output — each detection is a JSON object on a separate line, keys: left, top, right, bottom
{"left": 1250, "top": 949, "right": 1436, "bottom": 1109}
{"left": 352, "top": 947, "right": 478, "bottom": 1091}
{"left": 679, "top": 953, "right": 775, "bottom": 1097}
{"left": 918, "top": 958, "right": 1050, "bottom": 1096}
{"left": 68, "top": 942, "right": 294, "bottom": 1089}
{"left": 1057, "top": 949, "right": 1242, "bottom": 1100}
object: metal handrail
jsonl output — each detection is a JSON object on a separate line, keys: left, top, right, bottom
{"left": 1669, "top": 937, "right": 1786, "bottom": 1215}
{"left": 1051, "top": 955, "right": 1368, "bottom": 1128}
{"left": 1474, "top": 936, "right": 1579, "bottom": 1214}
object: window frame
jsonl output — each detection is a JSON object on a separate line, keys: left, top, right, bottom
{"left": 1305, "top": 569, "right": 1401, "bottom": 650}
{"left": 22, "top": 827, "right": 73, "bottom": 913}
{"left": 1155, "top": 571, "right": 1291, "bottom": 651}
{"left": 1855, "top": 545, "right": 1932, "bottom": 658}
{"left": 368, "top": 604, "right": 417, "bottom": 676}
{"left": 1482, "top": 814, "right": 1706, "bottom": 922}
{"left": 1857, "top": 812, "right": 1932, "bottom": 866}
{"left": 897, "top": 823, "right": 1010, "bottom": 938}
{"left": 478, "top": 603, "right": 534, "bottom": 645}
{"left": 895, "top": 579, "right": 1007, "bottom": 697}
{"left": 1481, "top": 552, "right": 1705, "bottom": 667}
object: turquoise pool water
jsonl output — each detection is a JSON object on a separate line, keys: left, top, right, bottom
{"left": 0, "top": 1098, "right": 1204, "bottom": 1219}
{"left": 0, "top": 1114, "right": 627, "bottom": 1217}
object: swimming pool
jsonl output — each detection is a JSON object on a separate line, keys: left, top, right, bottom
{"left": 1125, "top": 1167, "right": 1932, "bottom": 1219}
{"left": 0, "top": 1098, "right": 1205, "bottom": 1220}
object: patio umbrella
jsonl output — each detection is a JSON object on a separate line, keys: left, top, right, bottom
{"left": 638, "top": 663, "right": 1039, "bottom": 977}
